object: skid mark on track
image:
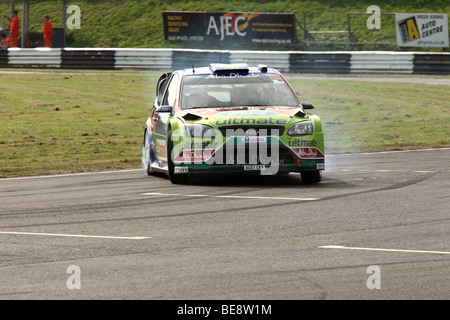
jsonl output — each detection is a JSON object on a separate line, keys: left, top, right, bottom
{"left": 0, "top": 171, "right": 438, "bottom": 229}
{"left": 319, "top": 172, "right": 437, "bottom": 202}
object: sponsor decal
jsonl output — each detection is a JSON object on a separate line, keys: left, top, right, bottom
{"left": 206, "top": 72, "right": 260, "bottom": 79}
{"left": 182, "top": 140, "right": 217, "bottom": 149}
{"left": 174, "top": 149, "right": 215, "bottom": 163}
{"left": 291, "top": 147, "right": 324, "bottom": 159}
{"left": 241, "top": 136, "right": 267, "bottom": 143}
{"left": 215, "top": 117, "right": 286, "bottom": 125}
{"left": 156, "top": 139, "right": 167, "bottom": 160}
{"left": 288, "top": 139, "right": 317, "bottom": 147}
{"left": 269, "top": 76, "right": 285, "bottom": 84}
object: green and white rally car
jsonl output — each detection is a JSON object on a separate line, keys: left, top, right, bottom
{"left": 142, "top": 63, "right": 324, "bottom": 184}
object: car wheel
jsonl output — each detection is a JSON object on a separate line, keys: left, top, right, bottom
{"left": 167, "top": 130, "right": 190, "bottom": 184}
{"left": 301, "top": 170, "right": 322, "bottom": 184}
{"left": 143, "top": 130, "right": 153, "bottom": 175}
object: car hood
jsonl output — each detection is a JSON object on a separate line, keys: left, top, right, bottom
{"left": 178, "top": 106, "right": 308, "bottom": 126}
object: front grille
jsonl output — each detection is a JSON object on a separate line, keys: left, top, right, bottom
{"left": 218, "top": 125, "right": 285, "bottom": 137}
{"left": 207, "top": 144, "right": 296, "bottom": 165}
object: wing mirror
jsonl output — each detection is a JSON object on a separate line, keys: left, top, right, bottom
{"left": 302, "top": 102, "right": 314, "bottom": 109}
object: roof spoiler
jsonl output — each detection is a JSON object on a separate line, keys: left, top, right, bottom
{"left": 209, "top": 63, "right": 249, "bottom": 73}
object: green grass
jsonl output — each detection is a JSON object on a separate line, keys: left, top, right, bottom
{"left": 286, "top": 76, "right": 450, "bottom": 153}
{"left": 0, "top": 0, "right": 448, "bottom": 51}
{"left": 0, "top": 70, "right": 448, "bottom": 178}
{"left": 0, "top": 71, "right": 156, "bottom": 177}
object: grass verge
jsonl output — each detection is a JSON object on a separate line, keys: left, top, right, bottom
{"left": 286, "top": 76, "right": 450, "bottom": 153}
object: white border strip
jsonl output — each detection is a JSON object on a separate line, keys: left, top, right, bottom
{"left": 143, "top": 192, "right": 318, "bottom": 201}
{"left": 319, "top": 245, "right": 450, "bottom": 255}
{"left": 0, "top": 168, "right": 142, "bottom": 181}
{"left": 0, "top": 230, "right": 150, "bottom": 240}
{"left": 326, "top": 147, "right": 450, "bottom": 157}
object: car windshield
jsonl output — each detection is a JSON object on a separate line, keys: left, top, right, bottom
{"left": 181, "top": 73, "right": 299, "bottom": 109}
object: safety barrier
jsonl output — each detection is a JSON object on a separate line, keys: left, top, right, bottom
{"left": 289, "top": 52, "right": 351, "bottom": 74}
{"left": 413, "top": 53, "right": 450, "bottom": 75}
{"left": 114, "top": 48, "right": 172, "bottom": 70}
{"left": 1, "top": 48, "right": 449, "bottom": 75}
{"left": 61, "top": 49, "right": 115, "bottom": 69}
{"left": 350, "top": 51, "right": 414, "bottom": 74}
{"left": 6, "top": 47, "right": 61, "bottom": 68}
{"left": 0, "top": 50, "right": 7, "bottom": 67}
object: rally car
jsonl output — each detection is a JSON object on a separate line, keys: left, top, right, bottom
{"left": 142, "top": 63, "right": 324, "bottom": 184}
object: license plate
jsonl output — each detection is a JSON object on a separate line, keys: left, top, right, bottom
{"left": 174, "top": 167, "right": 188, "bottom": 173}
{"left": 244, "top": 165, "right": 265, "bottom": 171}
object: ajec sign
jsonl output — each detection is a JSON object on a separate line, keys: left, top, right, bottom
{"left": 163, "top": 11, "right": 296, "bottom": 45}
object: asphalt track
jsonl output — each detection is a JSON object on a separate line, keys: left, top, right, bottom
{"left": 0, "top": 148, "right": 449, "bottom": 300}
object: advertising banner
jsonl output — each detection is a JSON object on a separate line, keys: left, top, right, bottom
{"left": 163, "top": 12, "right": 296, "bottom": 45}
{"left": 396, "top": 13, "right": 448, "bottom": 47}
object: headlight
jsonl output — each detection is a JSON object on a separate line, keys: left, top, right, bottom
{"left": 184, "top": 124, "right": 216, "bottom": 138}
{"left": 287, "top": 121, "right": 314, "bottom": 136}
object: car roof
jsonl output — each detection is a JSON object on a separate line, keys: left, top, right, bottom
{"left": 180, "top": 63, "right": 280, "bottom": 76}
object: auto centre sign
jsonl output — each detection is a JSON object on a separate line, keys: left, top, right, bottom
{"left": 395, "top": 13, "right": 449, "bottom": 47}
{"left": 163, "top": 11, "right": 296, "bottom": 45}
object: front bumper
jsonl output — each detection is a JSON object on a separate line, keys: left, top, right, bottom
{"left": 172, "top": 135, "right": 325, "bottom": 175}
{"left": 174, "top": 161, "right": 324, "bottom": 175}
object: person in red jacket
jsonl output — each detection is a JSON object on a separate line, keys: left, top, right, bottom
{"left": 42, "top": 14, "right": 53, "bottom": 48}
{"left": 4, "top": 10, "right": 19, "bottom": 47}
{"left": 1, "top": 33, "right": 10, "bottom": 49}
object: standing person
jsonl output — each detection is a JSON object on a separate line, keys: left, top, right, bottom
{"left": 4, "top": 10, "right": 19, "bottom": 48}
{"left": 1, "top": 33, "right": 10, "bottom": 49}
{"left": 42, "top": 14, "right": 53, "bottom": 48}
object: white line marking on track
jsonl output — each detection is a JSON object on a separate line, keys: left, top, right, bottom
{"left": 0, "top": 169, "right": 142, "bottom": 181}
{"left": 0, "top": 231, "right": 150, "bottom": 240}
{"left": 326, "top": 147, "right": 450, "bottom": 157}
{"left": 319, "top": 245, "right": 450, "bottom": 255}
{"left": 143, "top": 192, "right": 319, "bottom": 201}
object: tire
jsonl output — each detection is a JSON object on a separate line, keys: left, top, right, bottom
{"left": 301, "top": 170, "right": 322, "bottom": 184}
{"left": 143, "top": 130, "right": 153, "bottom": 175}
{"left": 167, "top": 130, "right": 190, "bottom": 184}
